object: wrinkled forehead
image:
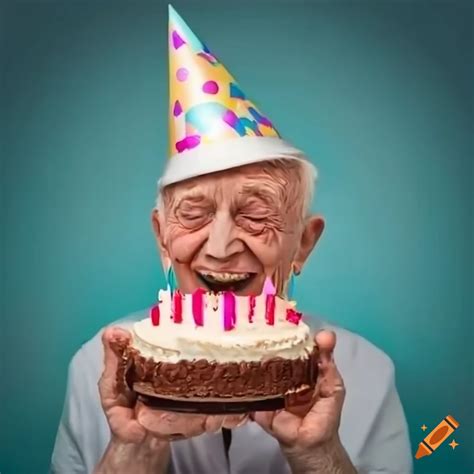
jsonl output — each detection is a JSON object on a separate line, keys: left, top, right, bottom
{"left": 163, "top": 162, "right": 295, "bottom": 206}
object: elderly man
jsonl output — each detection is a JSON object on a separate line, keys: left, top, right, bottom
{"left": 51, "top": 6, "right": 412, "bottom": 474}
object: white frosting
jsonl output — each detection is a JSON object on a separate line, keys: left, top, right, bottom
{"left": 132, "top": 290, "right": 314, "bottom": 363}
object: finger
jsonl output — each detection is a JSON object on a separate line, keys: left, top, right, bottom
{"left": 222, "top": 414, "right": 249, "bottom": 429}
{"left": 303, "top": 355, "right": 345, "bottom": 427}
{"left": 317, "top": 354, "right": 345, "bottom": 401}
{"left": 300, "top": 332, "right": 345, "bottom": 435}
{"left": 305, "top": 330, "right": 337, "bottom": 405}
{"left": 136, "top": 403, "right": 207, "bottom": 438}
{"left": 204, "top": 415, "right": 225, "bottom": 433}
{"left": 252, "top": 411, "right": 276, "bottom": 434}
{"left": 170, "top": 413, "right": 207, "bottom": 438}
{"left": 102, "top": 327, "right": 132, "bottom": 377}
{"left": 107, "top": 405, "right": 147, "bottom": 444}
{"left": 285, "top": 384, "right": 316, "bottom": 418}
{"left": 98, "top": 327, "right": 147, "bottom": 443}
{"left": 235, "top": 413, "right": 250, "bottom": 427}
{"left": 270, "top": 410, "right": 300, "bottom": 445}
{"left": 98, "top": 327, "right": 133, "bottom": 408}
{"left": 297, "top": 364, "right": 345, "bottom": 447}
{"left": 315, "top": 330, "right": 336, "bottom": 366}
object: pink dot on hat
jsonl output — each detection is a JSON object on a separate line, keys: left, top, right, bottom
{"left": 202, "top": 80, "right": 219, "bottom": 94}
{"left": 176, "top": 67, "right": 189, "bottom": 81}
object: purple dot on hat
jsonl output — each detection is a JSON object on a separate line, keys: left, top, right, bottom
{"left": 223, "top": 109, "right": 238, "bottom": 127}
{"left": 173, "top": 100, "right": 183, "bottom": 117}
{"left": 202, "top": 80, "right": 219, "bottom": 94}
{"left": 172, "top": 30, "right": 185, "bottom": 49}
{"left": 176, "top": 68, "right": 189, "bottom": 82}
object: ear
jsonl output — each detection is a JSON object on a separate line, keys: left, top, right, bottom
{"left": 293, "top": 215, "right": 325, "bottom": 272}
{"left": 151, "top": 209, "right": 170, "bottom": 262}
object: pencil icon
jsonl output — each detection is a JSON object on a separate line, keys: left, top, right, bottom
{"left": 415, "top": 415, "right": 459, "bottom": 459}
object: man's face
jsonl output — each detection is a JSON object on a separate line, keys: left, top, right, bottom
{"left": 153, "top": 162, "right": 323, "bottom": 296}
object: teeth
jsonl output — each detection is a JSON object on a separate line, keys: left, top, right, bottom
{"left": 200, "top": 271, "right": 250, "bottom": 283}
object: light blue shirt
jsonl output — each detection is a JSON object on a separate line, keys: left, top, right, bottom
{"left": 51, "top": 310, "right": 413, "bottom": 473}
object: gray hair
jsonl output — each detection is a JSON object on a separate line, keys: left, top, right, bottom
{"left": 155, "top": 158, "right": 317, "bottom": 221}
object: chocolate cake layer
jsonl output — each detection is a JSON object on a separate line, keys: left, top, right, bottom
{"left": 115, "top": 341, "right": 318, "bottom": 399}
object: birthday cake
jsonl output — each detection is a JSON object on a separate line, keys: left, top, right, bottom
{"left": 116, "top": 285, "right": 318, "bottom": 412}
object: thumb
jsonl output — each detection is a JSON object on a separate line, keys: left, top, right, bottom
{"left": 99, "top": 326, "right": 133, "bottom": 408}
{"left": 99, "top": 327, "right": 148, "bottom": 443}
{"left": 315, "top": 330, "right": 336, "bottom": 366}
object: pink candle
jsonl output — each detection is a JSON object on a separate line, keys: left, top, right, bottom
{"left": 286, "top": 308, "right": 302, "bottom": 325}
{"left": 223, "top": 292, "right": 236, "bottom": 331}
{"left": 263, "top": 276, "right": 276, "bottom": 295}
{"left": 173, "top": 291, "right": 183, "bottom": 323}
{"left": 150, "top": 304, "right": 160, "bottom": 326}
{"left": 248, "top": 295, "right": 256, "bottom": 323}
{"left": 192, "top": 289, "right": 205, "bottom": 326}
{"left": 265, "top": 295, "right": 275, "bottom": 325}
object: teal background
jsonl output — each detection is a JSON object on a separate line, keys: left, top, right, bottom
{"left": 1, "top": 1, "right": 472, "bottom": 473}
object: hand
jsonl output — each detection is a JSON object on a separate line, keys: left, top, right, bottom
{"left": 252, "top": 330, "right": 345, "bottom": 451}
{"left": 98, "top": 326, "right": 248, "bottom": 444}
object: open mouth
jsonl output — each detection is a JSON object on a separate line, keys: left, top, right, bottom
{"left": 196, "top": 271, "right": 256, "bottom": 293}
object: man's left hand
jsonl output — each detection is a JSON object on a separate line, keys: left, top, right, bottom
{"left": 252, "top": 330, "right": 356, "bottom": 473}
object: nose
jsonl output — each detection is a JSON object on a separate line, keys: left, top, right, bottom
{"left": 205, "top": 211, "right": 244, "bottom": 260}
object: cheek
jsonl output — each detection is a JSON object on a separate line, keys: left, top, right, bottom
{"left": 166, "top": 226, "right": 207, "bottom": 263}
{"left": 244, "top": 231, "right": 295, "bottom": 268}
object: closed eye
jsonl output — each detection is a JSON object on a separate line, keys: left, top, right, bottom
{"left": 176, "top": 210, "right": 213, "bottom": 229}
{"left": 241, "top": 215, "right": 267, "bottom": 222}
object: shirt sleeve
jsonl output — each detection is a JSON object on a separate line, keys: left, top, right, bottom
{"left": 329, "top": 326, "right": 413, "bottom": 474}
{"left": 50, "top": 352, "right": 88, "bottom": 474}
{"left": 50, "top": 342, "right": 111, "bottom": 474}
{"left": 356, "top": 365, "right": 413, "bottom": 473}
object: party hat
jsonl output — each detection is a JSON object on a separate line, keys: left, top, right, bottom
{"left": 161, "top": 5, "right": 310, "bottom": 187}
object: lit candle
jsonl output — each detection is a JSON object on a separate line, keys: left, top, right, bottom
{"left": 223, "top": 292, "right": 236, "bottom": 331}
{"left": 173, "top": 291, "right": 183, "bottom": 323}
{"left": 263, "top": 276, "right": 276, "bottom": 295}
{"left": 248, "top": 295, "right": 256, "bottom": 323}
{"left": 265, "top": 294, "right": 275, "bottom": 325}
{"left": 192, "top": 289, "right": 205, "bottom": 326}
{"left": 150, "top": 304, "right": 160, "bottom": 326}
{"left": 286, "top": 308, "right": 302, "bottom": 325}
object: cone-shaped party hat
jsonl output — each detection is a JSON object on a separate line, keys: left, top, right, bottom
{"left": 161, "top": 5, "right": 310, "bottom": 187}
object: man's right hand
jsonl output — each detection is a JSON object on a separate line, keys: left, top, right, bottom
{"left": 95, "top": 326, "right": 247, "bottom": 473}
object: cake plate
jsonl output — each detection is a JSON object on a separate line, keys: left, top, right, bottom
{"left": 134, "top": 382, "right": 313, "bottom": 415}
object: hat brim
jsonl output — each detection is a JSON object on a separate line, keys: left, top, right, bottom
{"left": 159, "top": 136, "right": 311, "bottom": 188}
